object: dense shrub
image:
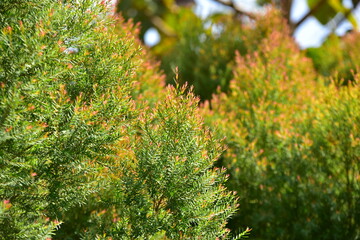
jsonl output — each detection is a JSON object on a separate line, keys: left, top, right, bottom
{"left": 85, "top": 86, "right": 239, "bottom": 239}
{"left": 0, "top": 0, "right": 239, "bottom": 239}
{"left": 202, "top": 14, "right": 360, "bottom": 239}
{"left": 1, "top": 1, "right": 136, "bottom": 237}
{"left": 307, "top": 78, "right": 360, "bottom": 239}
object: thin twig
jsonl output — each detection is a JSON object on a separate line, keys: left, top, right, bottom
{"left": 212, "top": 0, "right": 257, "bottom": 19}
{"left": 292, "top": 0, "right": 327, "bottom": 29}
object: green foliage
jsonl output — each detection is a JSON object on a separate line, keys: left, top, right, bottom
{"left": 202, "top": 17, "right": 360, "bottom": 239}
{"left": 307, "top": 79, "right": 360, "bottom": 239}
{"left": 307, "top": 32, "right": 360, "bottom": 83}
{"left": 0, "top": 0, "right": 136, "bottom": 238}
{"left": 306, "top": 34, "right": 343, "bottom": 77}
{"left": 116, "top": 1, "right": 360, "bottom": 239}
{"left": 158, "top": 12, "right": 246, "bottom": 101}
{"left": 0, "top": 0, "right": 238, "bottom": 239}
{"left": 4, "top": 0, "right": 360, "bottom": 239}
{"left": 117, "top": 1, "right": 292, "bottom": 102}
{"left": 81, "top": 86, "right": 238, "bottom": 239}
{"left": 157, "top": 9, "right": 291, "bottom": 102}
{"left": 115, "top": 2, "right": 360, "bottom": 238}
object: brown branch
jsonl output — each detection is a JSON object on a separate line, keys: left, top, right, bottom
{"left": 292, "top": 0, "right": 327, "bottom": 29}
{"left": 212, "top": 0, "right": 257, "bottom": 19}
{"left": 150, "top": 16, "right": 177, "bottom": 37}
{"left": 114, "top": 1, "right": 177, "bottom": 38}
{"left": 280, "top": 0, "right": 293, "bottom": 23}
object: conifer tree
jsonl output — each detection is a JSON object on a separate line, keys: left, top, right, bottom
{"left": 0, "top": 0, "right": 240, "bottom": 239}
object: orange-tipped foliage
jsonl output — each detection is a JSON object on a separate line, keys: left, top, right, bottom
{"left": 202, "top": 11, "right": 359, "bottom": 239}
{"left": 80, "top": 85, "right": 238, "bottom": 239}
{"left": 0, "top": 1, "right": 238, "bottom": 239}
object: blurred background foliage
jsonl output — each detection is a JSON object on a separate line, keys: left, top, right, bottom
{"left": 116, "top": 0, "right": 360, "bottom": 101}
{"left": 307, "top": 31, "right": 360, "bottom": 83}
{"left": 116, "top": 0, "right": 360, "bottom": 239}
